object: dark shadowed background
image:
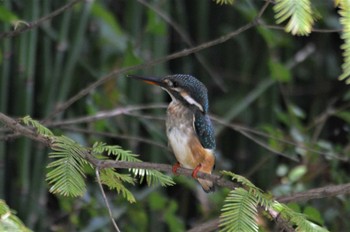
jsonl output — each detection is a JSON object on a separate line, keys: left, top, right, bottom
{"left": 0, "top": 0, "right": 349, "bottom": 231}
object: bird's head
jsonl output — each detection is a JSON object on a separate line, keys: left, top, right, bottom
{"left": 128, "top": 74, "right": 209, "bottom": 113}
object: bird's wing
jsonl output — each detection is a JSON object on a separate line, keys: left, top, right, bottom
{"left": 193, "top": 111, "right": 216, "bottom": 150}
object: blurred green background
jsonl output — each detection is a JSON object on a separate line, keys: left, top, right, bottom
{"left": 0, "top": 0, "right": 350, "bottom": 231}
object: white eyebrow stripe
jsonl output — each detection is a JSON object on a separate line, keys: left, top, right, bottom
{"left": 180, "top": 92, "right": 204, "bottom": 112}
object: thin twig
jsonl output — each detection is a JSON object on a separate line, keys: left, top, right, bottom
{"left": 0, "top": 0, "right": 84, "bottom": 39}
{"left": 60, "top": 126, "right": 169, "bottom": 151}
{"left": 47, "top": 104, "right": 167, "bottom": 126}
{"left": 96, "top": 169, "right": 121, "bottom": 232}
{"left": 137, "top": 0, "right": 227, "bottom": 91}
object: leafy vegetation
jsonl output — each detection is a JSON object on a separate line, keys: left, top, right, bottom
{"left": 1, "top": 0, "right": 350, "bottom": 231}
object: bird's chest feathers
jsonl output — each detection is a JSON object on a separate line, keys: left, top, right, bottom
{"left": 166, "top": 102, "right": 196, "bottom": 168}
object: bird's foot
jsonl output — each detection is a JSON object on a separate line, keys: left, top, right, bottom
{"left": 172, "top": 162, "right": 181, "bottom": 175}
{"left": 192, "top": 164, "right": 202, "bottom": 179}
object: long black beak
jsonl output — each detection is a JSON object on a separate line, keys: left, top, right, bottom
{"left": 127, "top": 75, "right": 163, "bottom": 86}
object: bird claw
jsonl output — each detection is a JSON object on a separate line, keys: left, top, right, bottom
{"left": 192, "top": 164, "right": 202, "bottom": 179}
{"left": 172, "top": 162, "right": 181, "bottom": 175}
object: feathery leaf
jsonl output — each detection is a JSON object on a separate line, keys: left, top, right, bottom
{"left": 21, "top": 116, "right": 53, "bottom": 136}
{"left": 46, "top": 136, "right": 87, "bottom": 197}
{"left": 213, "top": 0, "right": 235, "bottom": 5}
{"left": 221, "top": 171, "right": 272, "bottom": 210}
{"left": 338, "top": 0, "right": 350, "bottom": 83}
{"left": 274, "top": 0, "right": 315, "bottom": 35}
{"left": 273, "top": 202, "right": 330, "bottom": 232}
{"left": 220, "top": 188, "right": 259, "bottom": 232}
{"left": 0, "top": 200, "right": 32, "bottom": 232}
{"left": 92, "top": 142, "right": 175, "bottom": 187}
{"left": 133, "top": 168, "right": 175, "bottom": 187}
{"left": 99, "top": 169, "right": 136, "bottom": 203}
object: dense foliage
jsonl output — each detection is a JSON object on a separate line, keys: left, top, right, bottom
{"left": 1, "top": 0, "right": 350, "bottom": 231}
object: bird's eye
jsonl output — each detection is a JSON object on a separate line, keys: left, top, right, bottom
{"left": 172, "top": 81, "right": 178, "bottom": 87}
{"left": 164, "top": 79, "right": 174, "bottom": 87}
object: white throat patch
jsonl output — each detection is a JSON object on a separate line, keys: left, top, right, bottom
{"left": 180, "top": 90, "right": 204, "bottom": 112}
{"left": 162, "top": 87, "right": 204, "bottom": 112}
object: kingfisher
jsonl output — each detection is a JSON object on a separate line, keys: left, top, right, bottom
{"left": 127, "top": 74, "right": 216, "bottom": 192}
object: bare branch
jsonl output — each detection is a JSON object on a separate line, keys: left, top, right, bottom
{"left": 277, "top": 183, "right": 350, "bottom": 203}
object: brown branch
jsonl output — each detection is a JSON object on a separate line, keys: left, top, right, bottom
{"left": 2, "top": 112, "right": 349, "bottom": 232}
{"left": 277, "top": 183, "right": 350, "bottom": 203}
{"left": 0, "top": 0, "right": 84, "bottom": 39}
{"left": 3, "top": 110, "right": 350, "bottom": 203}
{"left": 47, "top": 103, "right": 167, "bottom": 127}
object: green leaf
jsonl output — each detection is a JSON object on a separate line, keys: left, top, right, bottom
{"left": 133, "top": 168, "right": 175, "bottom": 187}
{"left": 221, "top": 171, "right": 257, "bottom": 189}
{"left": 164, "top": 200, "right": 185, "bottom": 232}
{"left": 146, "top": 9, "right": 166, "bottom": 35}
{"left": 304, "top": 206, "right": 324, "bottom": 225}
{"left": 148, "top": 192, "right": 167, "bottom": 210}
{"left": 274, "top": 0, "right": 315, "bottom": 35}
{"left": 214, "top": 0, "right": 235, "bottom": 5}
{"left": 91, "top": 2, "right": 127, "bottom": 51}
{"left": 269, "top": 59, "right": 292, "bottom": 82}
{"left": 46, "top": 136, "right": 87, "bottom": 197}
{"left": 335, "top": 111, "right": 350, "bottom": 123}
{"left": 0, "top": 6, "right": 18, "bottom": 23}
{"left": 99, "top": 169, "right": 136, "bottom": 203}
{"left": 221, "top": 171, "right": 272, "bottom": 210}
{"left": 92, "top": 142, "right": 139, "bottom": 162}
{"left": 0, "top": 200, "right": 32, "bottom": 232}
{"left": 92, "top": 142, "right": 175, "bottom": 187}
{"left": 273, "top": 202, "right": 329, "bottom": 232}
{"left": 21, "top": 116, "right": 53, "bottom": 136}
{"left": 288, "top": 165, "right": 307, "bottom": 182}
{"left": 338, "top": 0, "right": 350, "bottom": 83}
{"left": 220, "top": 188, "right": 258, "bottom": 232}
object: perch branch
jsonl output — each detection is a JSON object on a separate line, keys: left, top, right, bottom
{"left": 2, "top": 111, "right": 350, "bottom": 202}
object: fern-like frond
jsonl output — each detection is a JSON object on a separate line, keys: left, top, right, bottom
{"left": 93, "top": 142, "right": 175, "bottom": 187}
{"left": 273, "top": 202, "right": 329, "bottom": 232}
{"left": 21, "top": 116, "right": 53, "bottom": 136}
{"left": 274, "top": 0, "right": 314, "bottom": 35}
{"left": 0, "top": 200, "right": 32, "bottom": 232}
{"left": 99, "top": 169, "right": 136, "bottom": 203}
{"left": 46, "top": 136, "right": 87, "bottom": 197}
{"left": 213, "top": 0, "right": 235, "bottom": 5}
{"left": 338, "top": 0, "right": 350, "bottom": 83}
{"left": 221, "top": 171, "right": 257, "bottom": 189}
{"left": 220, "top": 188, "right": 259, "bottom": 232}
{"left": 133, "top": 168, "right": 175, "bottom": 187}
{"left": 221, "top": 171, "right": 273, "bottom": 210}
{"left": 92, "top": 142, "right": 139, "bottom": 162}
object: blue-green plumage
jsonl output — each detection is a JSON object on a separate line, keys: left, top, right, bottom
{"left": 194, "top": 111, "right": 216, "bottom": 150}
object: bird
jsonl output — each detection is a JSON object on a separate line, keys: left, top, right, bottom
{"left": 127, "top": 74, "right": 216, "bottom": 192}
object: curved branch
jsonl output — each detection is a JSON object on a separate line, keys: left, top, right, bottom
{"left": 0, "top": 0, "right": 84, "bottom": 39}
{"left": 1, "top": 112, "right": 348, "bottom": 232}
{"left": 2, "top": 112, "right": 350, "bottom": 203}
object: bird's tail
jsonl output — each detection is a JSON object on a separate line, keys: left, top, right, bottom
{"left": 198, "top": 178, "right": 215, "bottom": 192}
